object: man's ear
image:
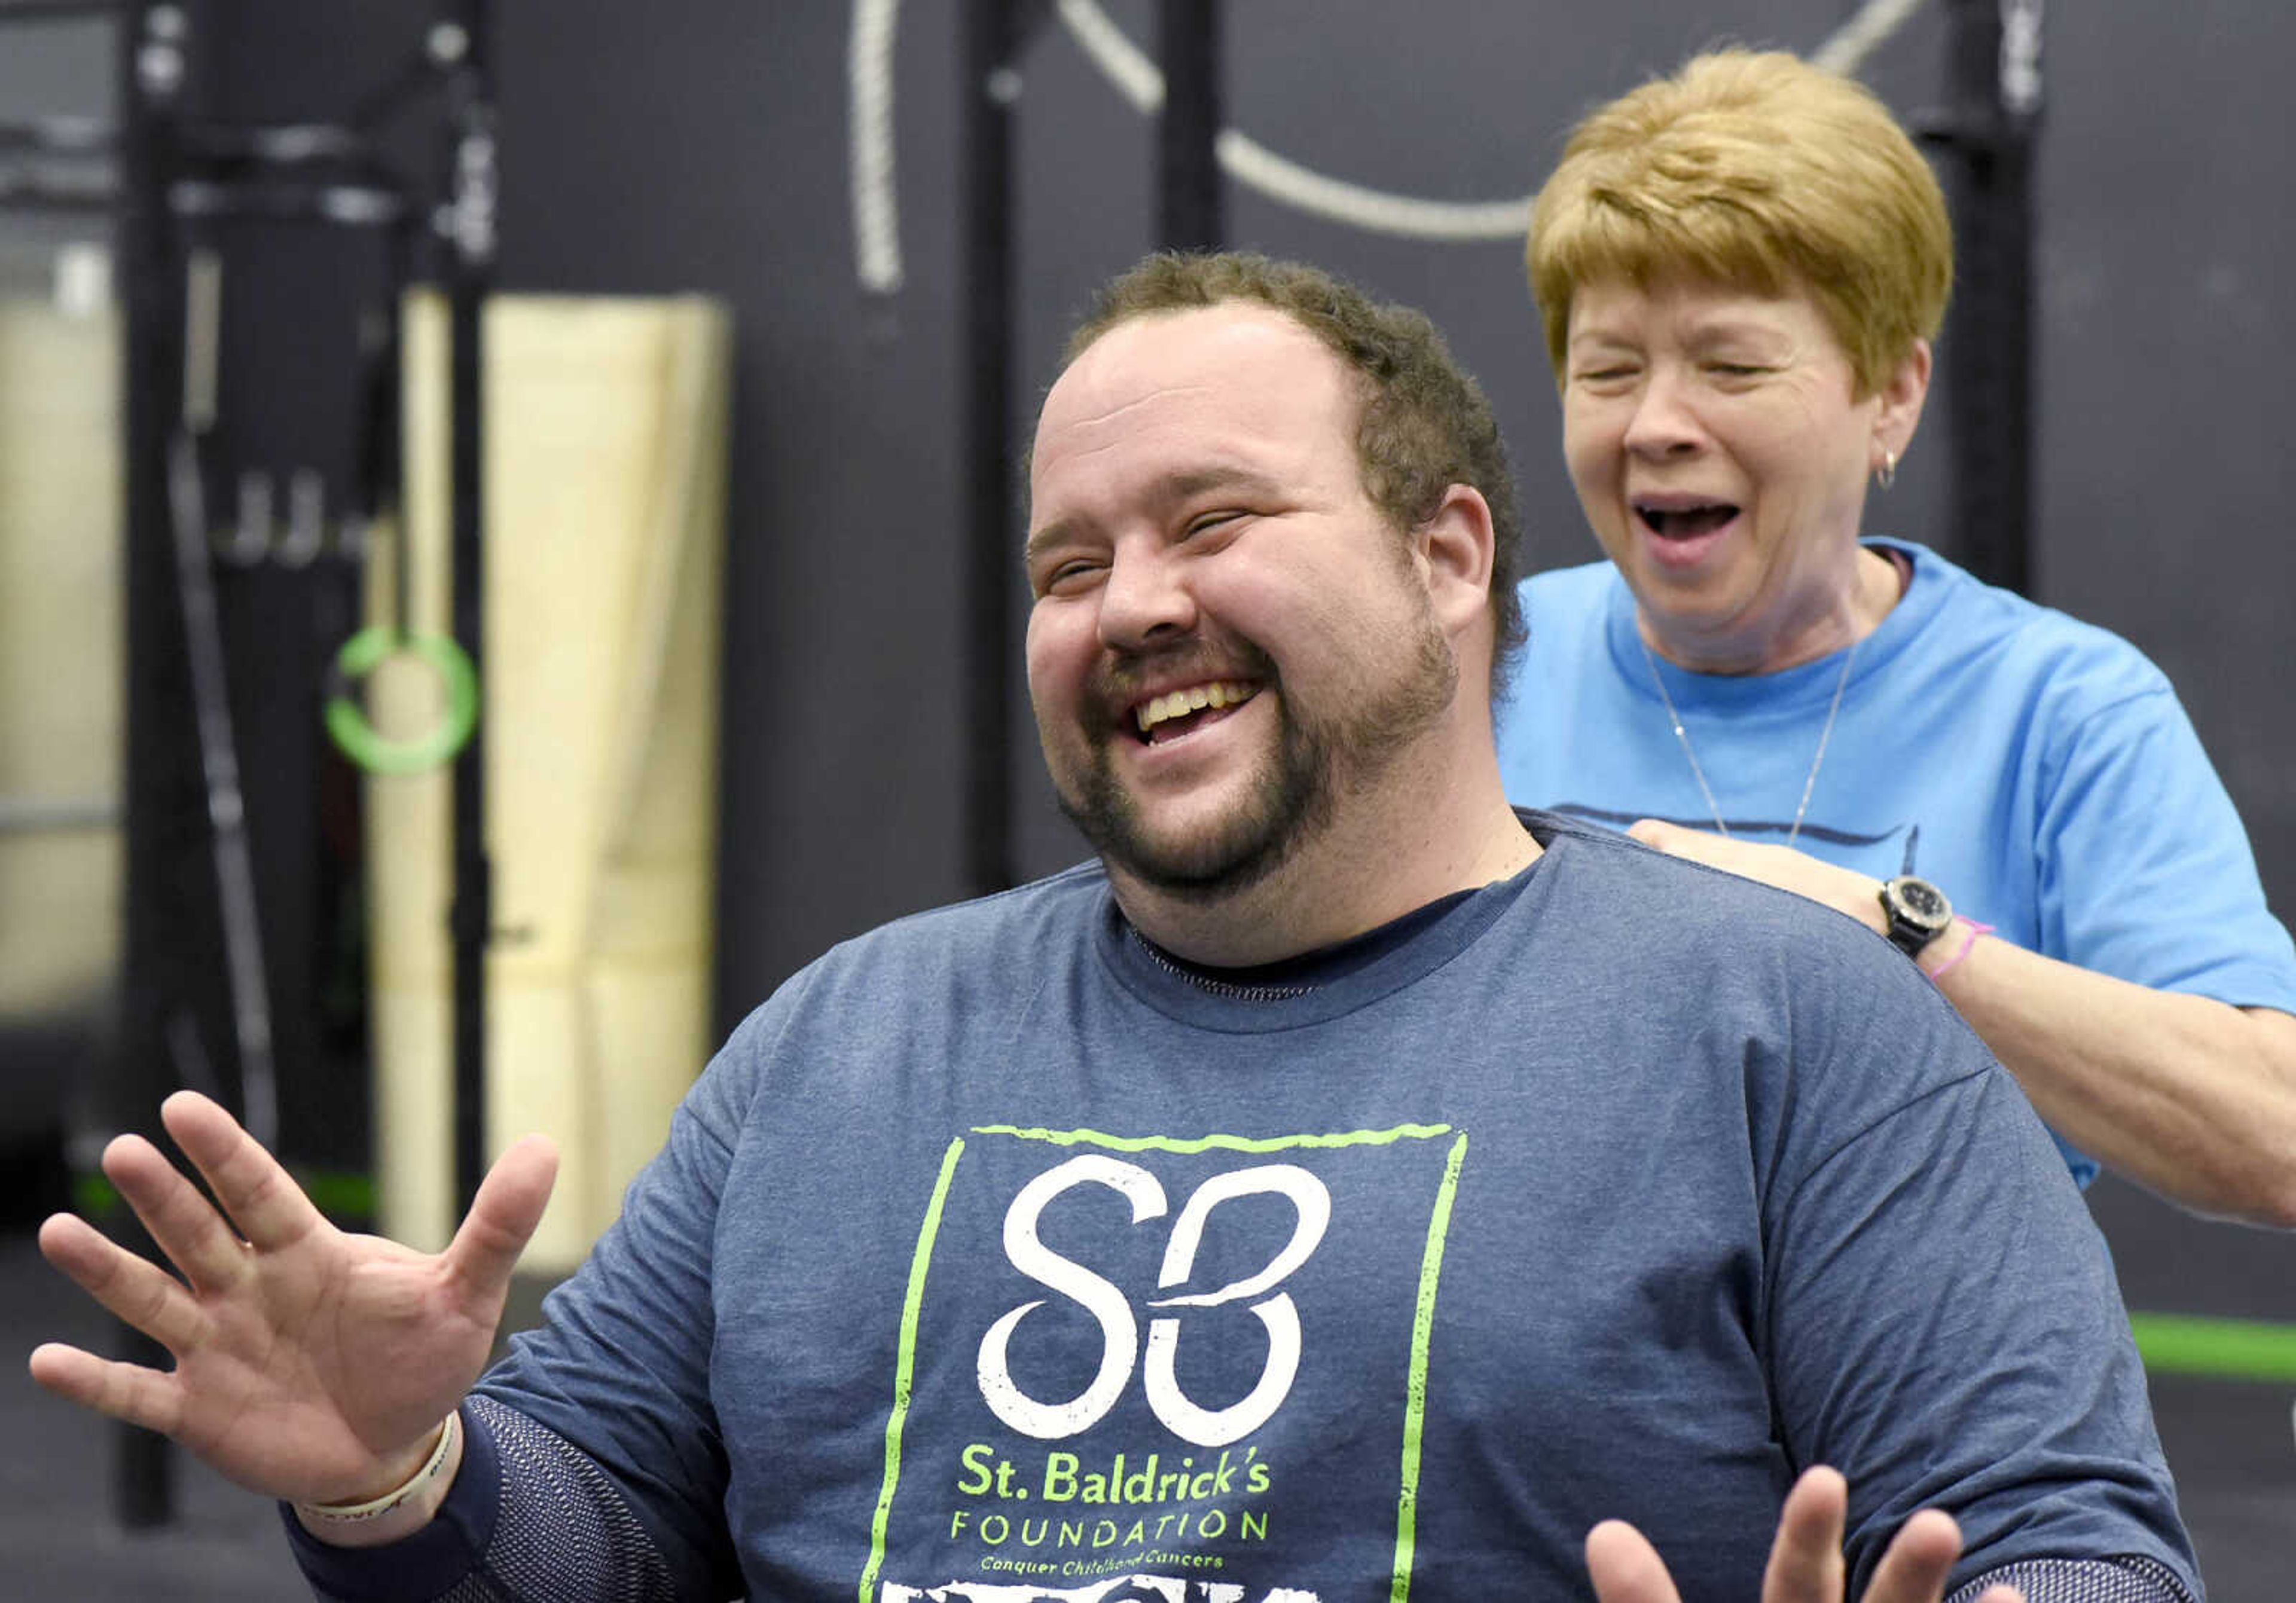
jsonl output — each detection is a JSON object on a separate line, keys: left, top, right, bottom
{"left": 1416, "top": 483, "right": 1497, "bottom": 634}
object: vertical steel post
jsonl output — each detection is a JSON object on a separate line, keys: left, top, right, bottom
{"left": 1938, "top": 0, "right": 2041, "bottom": 595}
{"left": 1157, "top": 0, "right": 1222, "bottom": 250}
{"left": 963, "top": 0, "right": 1017, "bottom": 896}
{"left": 437, "top": 0, "right": 496, "bottom": 1216}
{"left": 112, "top": 0, "right": 188, "bottom": 1526}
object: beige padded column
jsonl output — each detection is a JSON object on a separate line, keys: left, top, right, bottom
{"left": 0, "top": 296, "right": 123, "bottom": 1023}
{"left": 372, "top": 292, "right": 731, "bottom": 1269}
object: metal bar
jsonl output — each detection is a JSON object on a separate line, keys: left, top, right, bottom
{"left": 962, "top": 0, "right": 1017, "bottom": 897}
{"left": 0, "top": 114, "right": 114, "bottom": 154}
{"left": 0, "top": 174, "right": 116, "bottom": 213}
{"left": 438, "top": 0, "right": 496, "bottom": 1218}
{"left": 179, "top": 246, "right": 218, "bottom": 429}
{"left": 354, "top": 219, "right": 414, "bottom": 632}
{"left": 348, "top": 49, "right": 442, "bottom": 135}
{"left": 112, "top": 0, "right": 185, "bottom": 1528}
{"left": 168, "top": 176, "right": 407, "bottom": 227}
{"left": 173, "top": 119, "right": 368, "bottom": 164}
{"left": 1937, "top": 0, "right": 2039, "bottom": 596}
{"left": 0, "top": 795, "right": 122, "bottom": 832}
{"left": 1156, "top": 0, "right": 1222, "bottom": 250}
{"left": 0, "top": 0, "right": 124, "bottom": 23}
{"left": 165, "top": 432, "right": 277, "bottom": 1150}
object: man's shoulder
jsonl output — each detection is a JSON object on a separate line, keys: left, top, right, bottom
{"left": 1527, "top": 808, "right": 1821, "bottom": 924}
{"left": 821, "top": 860, "right": 1112, "bottom": 973}
{"left": 718, "top": 863, "right": 1110, "bottom": 1042}
{"left": 1517, "top": 814, "right": 2001, "bottom": 1153}
{"left": 1525, "top": 811, "right": 1946, "bottom": 1006}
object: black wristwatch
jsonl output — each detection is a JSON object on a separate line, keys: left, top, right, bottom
{"left": 1877, "top": 875, "right": 1954, "bottom": 958}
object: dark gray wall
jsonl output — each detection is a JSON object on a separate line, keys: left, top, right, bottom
{"left": 4, "top": 2, "right": 2288, "bottom": 1297}
{"left": 486, "top": 1, "right": 2296, "bottom": 1311}
{"left": 484, "top": 1, "right": 2296, "bottom": 1005}
{"left": 494, "top": 1, "right": 978, "bottom": 994}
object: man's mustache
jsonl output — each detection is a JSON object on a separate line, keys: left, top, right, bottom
{"left": 1083, "top": 637, "right": 1277, "bottom": 734}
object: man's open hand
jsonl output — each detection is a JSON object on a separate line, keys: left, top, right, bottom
{"left": 28, "top": 1090, "right": 556, "bottom": 1507}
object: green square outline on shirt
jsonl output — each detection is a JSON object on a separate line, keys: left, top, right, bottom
{"left": 860, "top": 1123, "right": 1471, "bottom": 1603}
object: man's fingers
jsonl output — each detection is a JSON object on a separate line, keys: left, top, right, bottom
{"left": 98, "top": 1129, "right": 253, "bottom": 1295}
{"left": 442, "top": 1135, "right": 559, "bottom": 1300}
{"left": 1587, "top": 1462, "right": 1986, "bottom": 1603}
{"left": 1763, "top": 1465, "right": 1849, "bottom": 1603}
{"left": 26, "top": 1341, "right": 185, "bottom": 1437}
{"left": 1860, "top": 1508, "right": 1965, "bottom": 1603}
{"left": 162, "top": 1089, "right": 328, "bottom": 1254}
{"left": 37, "top": 1213, "right": 210, "bottom": 1354}
{"left": 1586, "top": 1519, "right": 1683, "bottom": 1603}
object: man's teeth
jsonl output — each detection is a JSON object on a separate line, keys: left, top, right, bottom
{"left": 1134, "top": 680, "right": 1257, "bottom": 735}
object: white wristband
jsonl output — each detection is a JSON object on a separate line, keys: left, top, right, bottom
{"left": 295, "top": 1410, "right": 459, "bottom": 1526}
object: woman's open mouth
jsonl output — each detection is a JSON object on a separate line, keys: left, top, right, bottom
{"left": 1635, "top": 501, "right": 1739, "bottom": 539}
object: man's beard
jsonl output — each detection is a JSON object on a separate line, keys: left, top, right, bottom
{"left": 1048, "top": 609, "right": 1457, "bottom": 902}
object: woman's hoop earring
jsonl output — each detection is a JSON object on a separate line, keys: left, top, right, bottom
{"left": 1874, "top": 448, "right": 1898, "bottom": 490}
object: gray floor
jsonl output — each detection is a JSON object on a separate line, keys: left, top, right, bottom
{"left": 4, "top": 1232, "right": 2289, "bottom": 1601}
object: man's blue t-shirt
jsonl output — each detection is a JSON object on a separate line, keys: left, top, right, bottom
{"left": 1495, "top": 541, "right": 2296, "bottom": 1186}
{"left": 292, "top": 815, "right": 2199, "bottom": 1602}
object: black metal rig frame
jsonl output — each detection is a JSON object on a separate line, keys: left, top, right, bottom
{"left": 1924, "top": 0, "right": 2043, "bottom": 596}
{"left": 0, "top": 0, "right": 497, "bottom": 1527}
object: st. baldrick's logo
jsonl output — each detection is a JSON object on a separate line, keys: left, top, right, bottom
{"left": 977, "top": 1155, "right": 1329, "bottom": 1448}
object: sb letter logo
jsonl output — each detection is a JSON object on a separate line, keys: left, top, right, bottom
{"left": 976, "top": 1155, "right": 1330, "bottom": 1446}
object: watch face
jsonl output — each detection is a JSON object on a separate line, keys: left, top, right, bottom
{"left": 1896, "top": 879, "right": 1949, "bottom": 923}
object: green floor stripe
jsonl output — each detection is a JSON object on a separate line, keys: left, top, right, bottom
{"left": 2129, "top": 1312, "right": 2296, "bottom": 1383}
{"left": 70, "top": 1173, "right": 121, "bottom": 1219}
{"left": 65, "top": 1169, "right": 374, "bottom": 1225}
{"left": 295, "top": 1168, "right": 378, "bottom": 1221}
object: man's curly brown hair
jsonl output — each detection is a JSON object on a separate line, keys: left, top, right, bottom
{"left": 1060, "top": 251, "right": 1526, "bottom": 688}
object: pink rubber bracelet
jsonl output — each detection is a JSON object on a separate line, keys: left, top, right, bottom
{"left": 1926, "top": 920, "right": 1995, "bottom": 982}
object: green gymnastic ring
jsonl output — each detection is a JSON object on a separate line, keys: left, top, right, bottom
{"left": 325, "top": 627, "right": 479, "bottom": 776}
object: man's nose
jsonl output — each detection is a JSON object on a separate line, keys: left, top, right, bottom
{"left": 1097, "top": 542, "right": 1197, "bottom": 651}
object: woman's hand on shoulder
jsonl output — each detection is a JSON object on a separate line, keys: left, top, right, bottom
{"left": 1627, "top": 819, "right": 1888, "bottom": 937}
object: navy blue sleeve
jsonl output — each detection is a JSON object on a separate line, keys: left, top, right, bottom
{"left": 1953, "top": 1555, "right": 2196, "bottom": 1602}
{"left": 1752, "top": 929, "right": 2200, "bottom": 1598}
{"left": 283, "top": 1397, "right": 680, "bottom": 1602}
{"left": 282, "top": 1400, "right": 502, "bottom": 1601}
{"left": 462, "top": 1000, "right": 799, "bottom": 1595}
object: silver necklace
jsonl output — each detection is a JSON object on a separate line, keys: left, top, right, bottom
{"left": 1637, "top": 633, "right": 1859, "bottom": 846}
